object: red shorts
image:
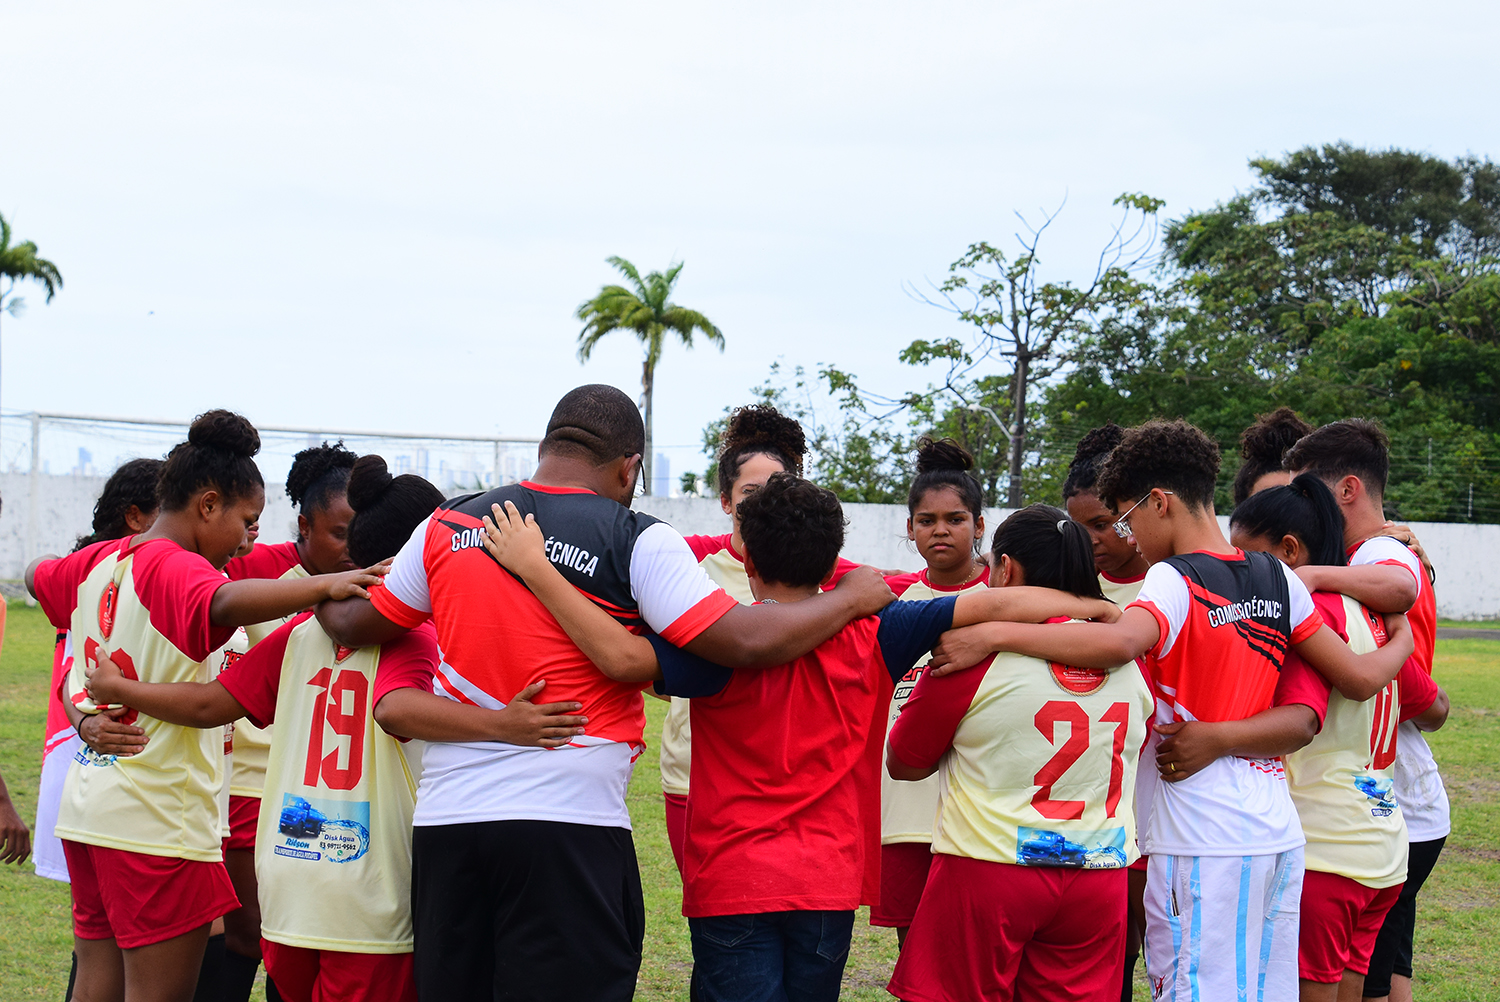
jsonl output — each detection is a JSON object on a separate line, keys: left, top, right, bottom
{"left": 226, "top": 795, "right": 260, "bottom": 852}
{"left": 890, "top": 854, "right": 1125, "bottom": 1002}
{"left": 664, "top": 793, "right": 688, "bottom": 878}
{"left": 1129, "top": 854, "right": 1148, "bottom": 873}
{"left": 1299, "top": 869, "right": 1403, "bottom": 982}
{"left": 261, "top": 940, "right": 416, "bottom": 1002}
{"left": 63, "top": 840, "right": 239, "bottom": 950}
{"left": 870, "top": 842, "right": 933, "bottom": 928}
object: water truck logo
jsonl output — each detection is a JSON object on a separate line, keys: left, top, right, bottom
{"left": 98, "top": 582, "right": 119, "bottom": 640}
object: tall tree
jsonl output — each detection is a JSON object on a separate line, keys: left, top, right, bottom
{"left": 0, "top": 213, "right": 63, "bottom": 413}
{"left": 576, "top": 257, "right": 723, "bottom": 495}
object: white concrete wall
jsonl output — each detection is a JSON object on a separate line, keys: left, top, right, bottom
{"left": 6, "top": 474, "right": 1498, "bottom": 619}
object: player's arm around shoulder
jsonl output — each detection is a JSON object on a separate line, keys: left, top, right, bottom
{"left": 928, "top": 605, "right": 1157, "bottom": 678}
{"left": 1294, "top": 613, "right": 1414, "bottom": 702}
{"left": 950, "top": 586, "right": 1120, "bottom": 630}
{"left": 85, "top": 646, "right": 247, "bottom": 728}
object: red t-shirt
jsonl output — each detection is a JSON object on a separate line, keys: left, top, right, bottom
{"left": 663, "top": 598, "right": 956, "bottom": 917}
{"left": 224, "top": 540, "right": 303, "bottom": 582}
{"left": 684, "top": 533, "right": 862, "bottom": 585}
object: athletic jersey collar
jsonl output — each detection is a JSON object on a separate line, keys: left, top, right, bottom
{"left": 916, "top": 565, "right": 989, "bottom": 592}
{"left": 1099, "top": 567, "right": 1147, "bottom": 585}
{"left": 520, "top": 480, "right": 599, "bottom": 496}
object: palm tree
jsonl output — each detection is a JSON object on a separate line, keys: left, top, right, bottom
{"left": 0, "top": 213, "right": 64, "bottom": 413}
{"left": 576, "top": 257, "right": 723, "bottom": 495}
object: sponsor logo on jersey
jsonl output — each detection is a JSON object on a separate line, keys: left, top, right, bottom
{"left": 220, "top": 649, "right": 243, "bottom": 671}
{"left": 1048, "top": 661, "right": 1109, "bottom": 695}
{"left": 98, "top": 581, "right": 119, "bottom": 639}
{"left": 1205, "top": 596, "right": 1284, "bottom": 629}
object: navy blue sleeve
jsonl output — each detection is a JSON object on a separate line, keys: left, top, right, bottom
{"left": 646, "top": 631, "right": 733, "bottom": 698}
{"left": 875, "top": 596, "right": 958, "bottom": 683}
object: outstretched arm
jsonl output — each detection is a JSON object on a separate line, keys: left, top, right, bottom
{"left": 212, "top": 562, "right": 389, "bottom": 628}
{"left": 951, "top": 588, "right": 1120, "bottom": 629}
{"left": 1292, "top": 616, "right": 1414, "bottom": 702}
{"left": 1295, "top": 564, "right": 1417, "bottom": 615}
{"left": 374, "top": 680, "right": 588, "bottom": 748}
{"left": 1153, "top": 706, "right": 1319, "bottom": 782}
{"left": 86, "top": 647, "right": 246, "bottom": 727}
{"left": 928, "top": 606, "right": 1161, "bottom": 677}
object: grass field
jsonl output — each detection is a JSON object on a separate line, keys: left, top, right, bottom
{"left": 2, "top": 602, "right": 1497, "bottom": 1000}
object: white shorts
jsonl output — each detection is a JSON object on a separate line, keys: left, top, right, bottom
{"left": 33, "top": 734, "right": 80, "bottom": 883}
{"left": 1144, "top": 848, "right": 1304, "bottom": 1002}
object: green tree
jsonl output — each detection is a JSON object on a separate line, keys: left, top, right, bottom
{"left": 576, "top": 257, "right": 723, "bottom": 495}
{"left": 0, "top": 212, "right": 63, "bottom": 412}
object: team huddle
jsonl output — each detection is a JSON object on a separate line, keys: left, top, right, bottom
{"left": 17, "top": 384, "right": 1451, "bottom": 1002}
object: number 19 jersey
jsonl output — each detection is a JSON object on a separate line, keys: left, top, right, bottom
{"left": 218, "top": 612, "right": 438, "bottom": 953}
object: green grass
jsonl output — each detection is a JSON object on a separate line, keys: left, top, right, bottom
{"left": 3, "top": 603, "right": 1497, "bottom": 1000}
{"left": 1438, "top": 619, "right": 1500, "bottom": 630}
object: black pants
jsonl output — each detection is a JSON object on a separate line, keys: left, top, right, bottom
{"left": 1364, "top": 836, "right": 1445, "bottom": 997}
{"left": 411, "top": 820, "right": 645, "bottom": 1002}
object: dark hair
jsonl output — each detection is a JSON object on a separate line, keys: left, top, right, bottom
{"left": 908, "top": 437, "right": 983, "bottom": 524}
{"left": 1282, "top": 419, "right": 1391, "bottom": 497}
{"left": 75, "top": 458, "right": 164, "bottom": 551}
{"left": 716, "top": 404, "right": 805, "bottom": 497}
{"left": 1061, "top": 424, "right": 1125, "bottom": 501}
{"left": 344, "top": 455, "right": 446, "bottom": 566}
{"left": 540, "top": 384, "right": 645, "bottom": 466}
{"left": 1095, "top": 420, "right": 1220, "bottom": 511}
{"left": 158, "top": 410, "right": 264, "bottom": 511}
{"left": 990, "top": 504, "right": 1105, "bottom": 599}
{"left": 286, "top": 441, "right": 358, "bottom": 516}
{"left": 1229, "top": 474, "right": 1348, "bottom": 567}
{"left": 737, "top": 473, "right": 846, "bottom": 588}
{"left": 1232, "top": 407, "right": 1313, "bottom": 506}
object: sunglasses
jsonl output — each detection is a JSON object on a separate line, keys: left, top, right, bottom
{"left": 1112, "top": 491, "right": 1174, "bottom": 539}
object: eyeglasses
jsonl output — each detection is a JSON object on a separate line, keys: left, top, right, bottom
{"left": 1112, "top": 491, "right": 1174, "bottom": 539}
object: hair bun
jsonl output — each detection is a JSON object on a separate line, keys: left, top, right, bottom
{"left": 914, "top": 436, "right": 975, "bottom": 474}
{"left": 722, "top": 405, "right": 806, "bottom": 465}
{"left": 1241, "top": 407, "right": 1312, "bottom": 464}
{"left": 1071, "top": 423, "right": 1124, "bottom": 465}
{"left": 346, "top": 455, "right": 394, "bottom": 512}
{"left": 187, "top": 410, "right": 260, "bottom": 459}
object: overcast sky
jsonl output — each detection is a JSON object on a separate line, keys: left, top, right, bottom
{"left": 4, "top": 0, "right": 1497, "bottom": 485}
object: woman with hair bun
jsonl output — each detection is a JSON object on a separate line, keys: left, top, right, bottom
{"left": 1233, "top": 407, "right": 1313, "bottom": 507}
{"left": 658, "top": 404, "right": 862, "bottom": 878}
{"left": 85, "top": 453, "right": 588, "bottom": 1002}
{"left": 26, "top": 410, "right": 387, "bottom": 1002}
{"left": 872, "top": 436, "right": 991, "bottom": 946}
{"left": 1063, "top": 424, "right": 1150, "bottom": 607}
{"left": 214, "top": 441, "right": 361, "bottom": 1000}
{"left": 886, "top": 504, "right": 1154, "bottom": 1002}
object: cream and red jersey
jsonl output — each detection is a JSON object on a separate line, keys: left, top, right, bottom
{"left": 224, "top": 541, "right": 309, "bottom": 799}
{"left": 1128, "top": 549, "right": 1322, "bottom": 857}
{"left": 33, "top": 536, "right": 236, "bottom": 862}
{"left": 218, "top": 611, "right": 436, "bottom": 953}
{"left": 659, "top": 533, "right": 861, "bottom": 798}
{"left": 658, "top": 597, "right": 958, "bottom": 917}
{"left": 1276, "top": 591, "right": 1439, "bottom": 889}
{"left": 1099, "top": 568, "right": 1146, "bottom": 607}
{"left": 880, "top": 566, "right": 990, "bottom": 845}
{"left": 44, "top": 630, "right": 74, "bottom": 757}
{"left": 888, "top": 628, "right": 1153, "bottom": 869}
{"left": 369, "top": 482, "right": 737, "bottom": 831}
{"left": 1348, "top": 535, "right": 1449, "bottom": 841}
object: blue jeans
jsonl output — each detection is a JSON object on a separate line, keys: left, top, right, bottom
{"left": 689, "top": 910, "right": 855, "bottom": 1002}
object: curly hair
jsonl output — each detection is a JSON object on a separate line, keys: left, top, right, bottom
{"left": 285, "top": 441, "right": 358, "bottom": 515}
{"left": 1061, "top": 423, "right": 1125, "bottom": 501}
{"left": 75, "top": 458, "right": 164, "bottom": 551}
{"left": 991, "top": 504, "right": 1104, "bottom": 599}
{"left": 1282, "top": 419, "right": 1391, "bottom": 497}
{"left": 737, "top": 473, "right": 846, "bottom": 588}
{"left": 1095, "top": 420, "right": 1220, "bottom": 511}
{"left": 908, "top": 437, "right": 983, "bottom": 524}
{"left": 1229, "top": 473, "right": 1348, "bottom": 568}
{"left": 1231, "top": 407, "right": 1312, "bottom": 506}
{"left": 158, "top": 410, "right": 264, "bottom": 511}
{"left": 716, "top": 404, "right": 806, "bottom": 497}
{"left": 345, "top": 455, "right": 445, "bottom": 566}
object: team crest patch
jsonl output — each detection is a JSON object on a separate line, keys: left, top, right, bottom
{"left": 98, "top": 582, "right": 119, "bottom": 639}
{"left": 1048, "top": 661, "right": 1108, "bottom": 695}
{"left": 334, "top": 645, "right": 357, "bottom": 664}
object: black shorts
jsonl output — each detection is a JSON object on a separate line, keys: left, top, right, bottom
{"left": 1363, "top": 835, "right": 1446, "bottom": 997}
{"left": 411, "top": 820, "right": 645, "bottom": 1002}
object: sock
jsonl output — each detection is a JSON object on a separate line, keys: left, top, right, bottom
{"left": 1121, "top": 951, "right": 1139, "bottom": 1002}
{"left": 222, "top": 949, "right": 260, "bottom": 1002}
{"left": 193, "top": 934, "right": 226, "bottom": 1002}
{"left": 65, "top": 950, "right": 77, "bottom": 1002}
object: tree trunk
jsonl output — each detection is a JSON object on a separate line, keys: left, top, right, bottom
{"left": 640, "top": 359, "right": 655, "bottom": 496}
{"left": 1007, "top": 352, "right": 1029, "bottom": 507}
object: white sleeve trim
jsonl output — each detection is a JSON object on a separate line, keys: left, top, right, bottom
{"left": 629, "top": 522, "right": 725, "bottom": 635}
{"left": 382, "top": 519, "right": 433, "bottom": 615}
{"left": 1138, "top": 563, "right": 1190, "bottom": 657}
{"left": 1278, "top": 560, "right": 1318, "bottom": 630}
{"left": 1350, "top": 537, "right": 1423, "bottom": 596}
